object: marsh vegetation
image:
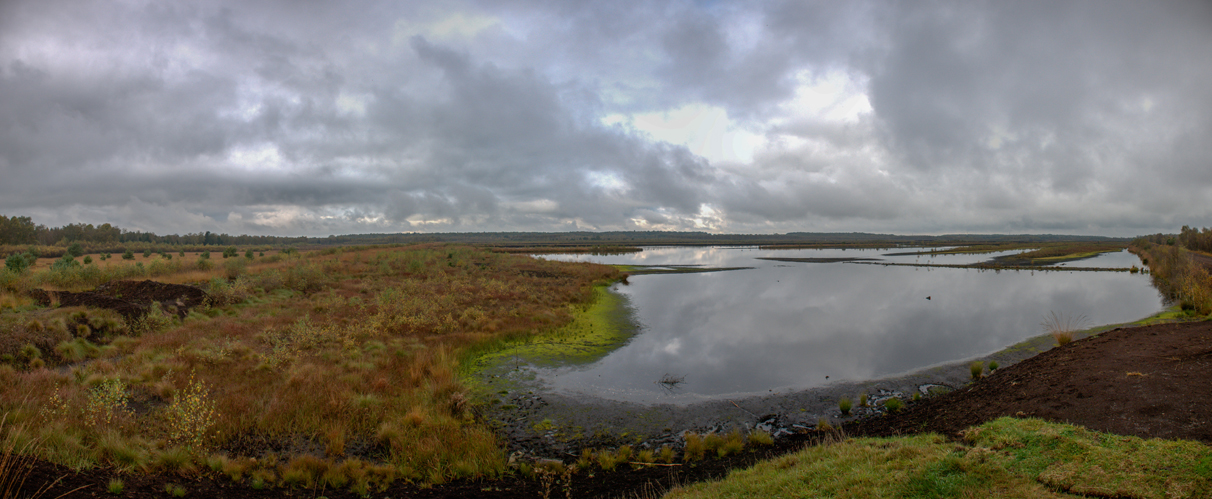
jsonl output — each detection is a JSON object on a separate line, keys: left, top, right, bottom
{"left": 0, "top": 244, "right": 618, "bottom": 492}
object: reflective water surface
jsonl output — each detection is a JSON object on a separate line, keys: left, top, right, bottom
{"left": 535, "top": 247, "right": 1161, "bottom": 404}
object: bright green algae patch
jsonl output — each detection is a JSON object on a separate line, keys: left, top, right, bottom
{"left": 465, "top": 285, "right": 639, "bottom": 375}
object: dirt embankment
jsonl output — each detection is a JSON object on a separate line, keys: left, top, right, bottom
{"left": 847, "top": 320, "right": 1212, "bottom": 442}
{"left": 27, "top": 280, "right": 208, "bottom": 319}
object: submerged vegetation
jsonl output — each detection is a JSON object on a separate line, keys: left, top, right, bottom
{"left": 0, "top": 244, "right": 618, "bottom": 491}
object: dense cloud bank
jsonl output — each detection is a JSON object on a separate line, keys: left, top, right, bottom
{"left": 1, "top": 0, "right": 1210, "bottom": 236}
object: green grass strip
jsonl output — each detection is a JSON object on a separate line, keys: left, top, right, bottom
{"left": 665, "top": 417, "right": 1211, "bottom": 499}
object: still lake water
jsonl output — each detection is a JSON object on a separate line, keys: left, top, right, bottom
{"left": 535, "top": 247, "right": 1162, "bottom": 404}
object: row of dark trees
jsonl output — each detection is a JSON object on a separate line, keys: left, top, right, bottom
{"left": 1177, "top": 226, "right": 1212, "bottom": 253}
{"left": 1135, "top": 226, "right": 1212, "bottom": 253}
{"left": 0, "top": 214, "right": 308, "bottom": 247}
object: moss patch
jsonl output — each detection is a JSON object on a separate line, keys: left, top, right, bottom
{"left": 466, "top": 285, "right": 640, "bottom": 374}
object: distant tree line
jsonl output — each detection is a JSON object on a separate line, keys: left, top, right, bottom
{"left": 1132, "top": 226, "right": 1212, "bottom": 252}
{"left": 0, "top": 214, "right": 308, "bottom": 247}
{"left": 3, "top": 212, "right": 1139, "bottom": 252}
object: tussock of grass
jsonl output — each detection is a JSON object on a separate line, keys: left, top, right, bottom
{"left": 1042, "top": 311, "right": 1089, "bottom": 347}
{"left": 665, "top": 418, "right": 1212, "bottom": 499}
{"left": 747, "top": 429, "right": 773, "bottom": 447}
{"left": 683, "top": 432, "right": 706, "bottom": 462}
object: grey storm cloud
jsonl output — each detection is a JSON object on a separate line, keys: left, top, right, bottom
{"left": 0, "top": 0, "right": 1210, "bottom": 236}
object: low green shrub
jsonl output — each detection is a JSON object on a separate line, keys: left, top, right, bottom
{"left": 634, "top": 449, "right": 655, "bottom": 468}
{"left": 616, "top": 445, "right": 632, "bottom": 462}
{"left": 885, "top": 398, "right": 903, "bottom": 412}
{"left": 577, "top": 448, "right": 593, "bottom": 470}
{"left": 222, "top": 259, "right": 247, "bottom": 280}
{"left": 50, "top": 255, "right": 79, "bottom": 271}
{"left": 718, "top": 430, "right": 745, "bottom": 457}
{"left": 683, "top": 432, "right": 706, "bottom": 462}
{"left": 838, "top": 397, "right": 852, "bottom": 415}
{"left": 970, "top": 361, "right": 983, "bottom": 380}
{"left": 748, "top": 429, "right": 773, "bottom": 446}
{"left": 596, "top": 448, "right": 619, "bottom": 471}
{"left": 5, "top": 253, "right": 29, "bottom": 273}
{"left": 658, "top": 445, "right": 675, "bottom": 463}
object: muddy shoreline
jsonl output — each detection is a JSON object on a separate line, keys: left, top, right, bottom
{"left": 482, "top": 314, "right": 1127, "bottom": 462}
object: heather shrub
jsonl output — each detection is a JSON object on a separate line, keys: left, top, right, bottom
{"left": 85, "top": 378, "right": 133, "bottom": 429}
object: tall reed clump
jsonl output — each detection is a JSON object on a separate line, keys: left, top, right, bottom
{"left": 1, "top": 414, "right": 42, "bottom": 498}
{"left": 1042, "top": 311, "right": 1088, "bottom": 347}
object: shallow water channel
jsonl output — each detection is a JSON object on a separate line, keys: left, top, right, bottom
{"left": 531, "top": 247, "right": 1162, "bottom": 404}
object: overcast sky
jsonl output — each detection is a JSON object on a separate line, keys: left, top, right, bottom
{"left": 2, "top": 1, "right": 1210, "bottom": 237}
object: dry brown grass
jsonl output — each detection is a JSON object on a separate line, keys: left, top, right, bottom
{"left": 0, "top": 244, "right": 619, "bottom": 491}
